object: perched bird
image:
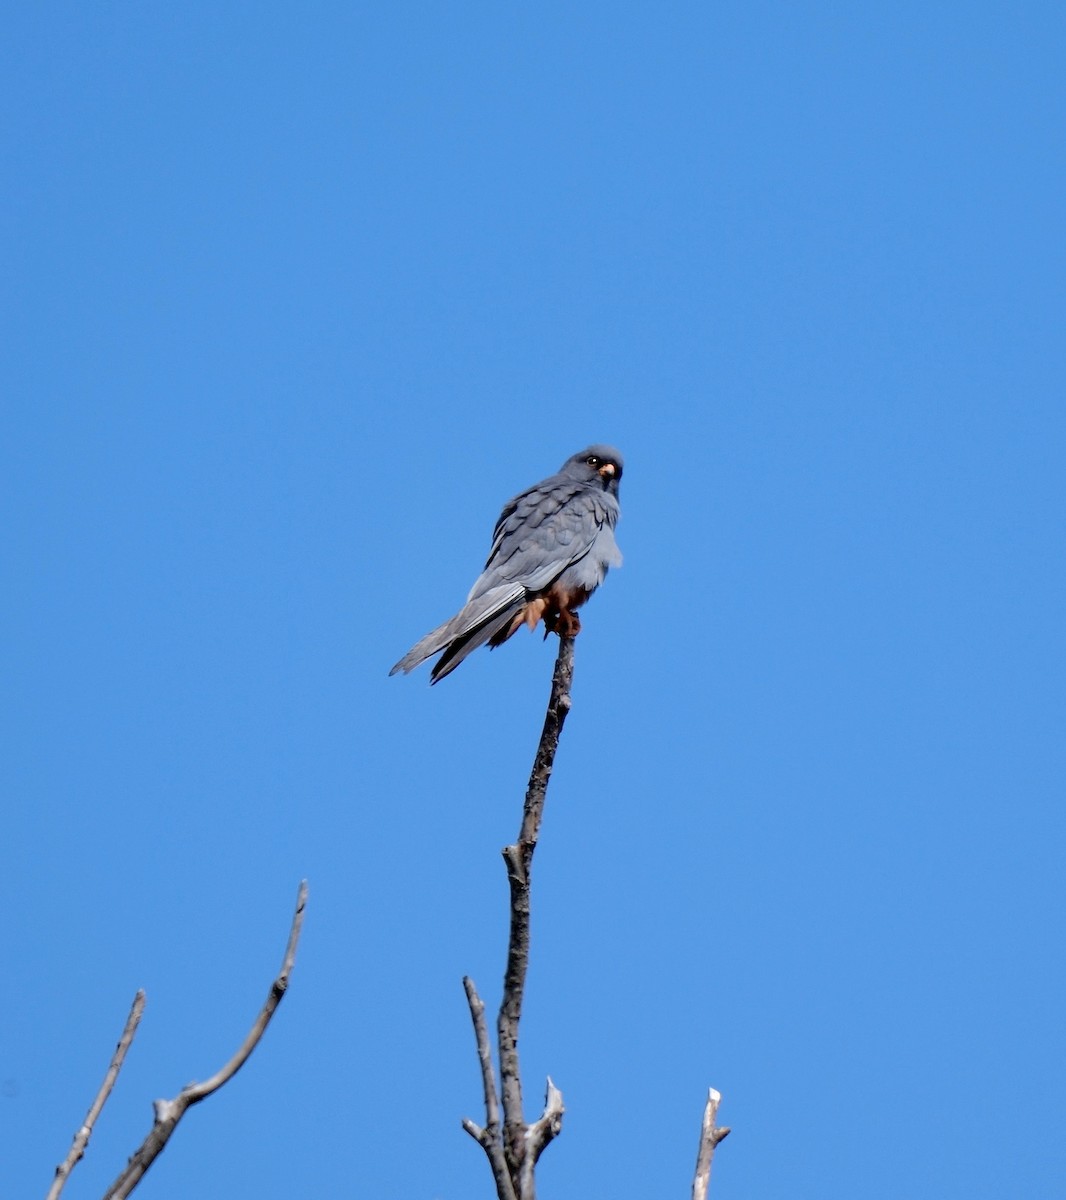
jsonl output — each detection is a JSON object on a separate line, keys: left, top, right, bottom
{"left": 390, "top": 445, "right": 624, "bottom": 683}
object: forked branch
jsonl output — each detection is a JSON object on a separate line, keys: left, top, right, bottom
{"left": 463, "top": 634, "right": 575, "bottom": 1200}
{"left": 462, "top": 637, "right": 731, "bottom": 1197}
{"left": 101, "top": 880, "right": 308, "bottom": 1200}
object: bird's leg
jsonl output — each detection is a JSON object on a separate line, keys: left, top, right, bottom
{"left": 542, "top": 589, "right": 584, "bottom": 638}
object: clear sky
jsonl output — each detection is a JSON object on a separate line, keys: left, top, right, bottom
{"left": 4, "top": 3, "right": 1065, "bottom": 1198}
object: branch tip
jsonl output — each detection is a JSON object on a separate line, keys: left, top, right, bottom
{"left": 691, "top": 1086, "right": 729, "bottom": 1200}
{"left": 101, "top": 882, "right": 308, "bottom": 1200}
{"left": 46, "top": 989, "right": 146, "bottom": 1200}
{"left": 462, "top": 1117, "right": 486, "bottom": 1142}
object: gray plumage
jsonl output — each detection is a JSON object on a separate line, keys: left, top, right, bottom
{"left": 390, "top": 445, "right": 624, "bottom": 683}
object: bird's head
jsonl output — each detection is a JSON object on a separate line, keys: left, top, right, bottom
{"left": 562, "top": 445, "right": 624, "bottom": 493}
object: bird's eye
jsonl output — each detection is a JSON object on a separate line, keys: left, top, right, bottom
{"left": 586, "top": 456, "right": 601, "bottom": 467}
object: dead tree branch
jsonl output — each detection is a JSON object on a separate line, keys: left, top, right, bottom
{"left": 461, "top": 977, "right": 516, "bottom": 1200}
{"left": 499, "top": 634, "right": 573, "bottom": 1165}
{"left": 691, "top": 1088, "right": 731, "bottom": 1200}
{"left": 46, "top": 990, "right": 146, "bottom": 1200}
{"left": 101, "top": 879, "right": 308, "bottom": 1200}
{"left": 463, "top": 633, "right": 575, "bottom": 1200}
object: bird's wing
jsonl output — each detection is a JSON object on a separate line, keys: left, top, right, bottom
{"left": 474, "top": 481, "right": 614, "bottom": 595}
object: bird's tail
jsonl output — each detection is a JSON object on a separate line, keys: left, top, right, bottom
{"left": 389, "top": 585, "right": 525, "bottom": 682}
{"left": 428, "top": 604, "right": 523, "bottom": 683}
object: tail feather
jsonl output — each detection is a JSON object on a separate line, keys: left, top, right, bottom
{"left": 389, "top": 585, "right": 525, "bottom": 678}
{"left": 428, "top": 603, "right": 523, "bottom": 683}
{"left": 389, "top": 615, "right": 461, "bottom": 676}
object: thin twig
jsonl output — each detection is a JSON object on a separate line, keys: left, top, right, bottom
{"left": 46, "top": 990, "right": 145, "bottom": 1200}
{"left": 691, "top": 1088, "right": 731, "bottom": 1200}
{"left": 101, "top": 880, "right": 308, "bottom": 1200}
{"left": 461, "top": 977, "right": 516, "bottom": 1200}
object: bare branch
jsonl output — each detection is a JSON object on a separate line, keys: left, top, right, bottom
{"left": 462, "top": 976, "right": 501, "bottom": 1137}
{"left": 462, "top": 977, "right": 516, "bottom": 1200}
{"left": 46, "top": 990, "right": 145, "bottom": 1200}
{"left": 464, "top": 635, "right": 574, "bottom": 1199}
{"left": 497, "top": 839, "right": 530, "bottom": 1162}
{"left": 518, "top": 633, "right": 575, "bottom": 852}
{"left": 691, "top": 1087, "right": 731, "bottom": 1200}
{"left": 462, "top": 634, "right": 573, "bottom": 1200}
{"left": 525, "top": 1076, "right": 565, "bottom": 1173}
{"left": 498, "top": 633, "right": 573, "bottom": 1166}
{"left": 101, "top": 880, "right": 308, "bottom": 1200}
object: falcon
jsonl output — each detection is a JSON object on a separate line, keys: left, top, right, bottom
{"left": 390, "top": 445, "right": 624, "bottom": 683}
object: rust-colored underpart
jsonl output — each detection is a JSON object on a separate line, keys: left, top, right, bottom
{"left": 488, "top": 582, "right": 591, "bottom": 647}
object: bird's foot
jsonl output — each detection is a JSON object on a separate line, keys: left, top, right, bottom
{"left": 553, "top": 608, "right": 582, "bottom": 638}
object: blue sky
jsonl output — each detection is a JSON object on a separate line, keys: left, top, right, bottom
{"left": 4, "top": 3, "right": 1065, "bottom": 1197}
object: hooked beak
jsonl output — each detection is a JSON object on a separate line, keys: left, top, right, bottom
{"left": 597, "top": 462, "right": 616, "bottom": 479}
